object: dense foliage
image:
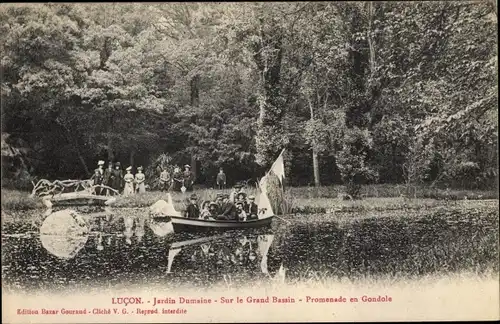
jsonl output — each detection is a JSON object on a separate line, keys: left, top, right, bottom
{"left": 1, "top": 2, "right": 497, "bottom": 193}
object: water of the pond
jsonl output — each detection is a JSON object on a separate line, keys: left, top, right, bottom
{"left": 2, "top": 207, "right": 498, "bottom": 294}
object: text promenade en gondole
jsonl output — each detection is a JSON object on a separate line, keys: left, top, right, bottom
{"left": 111, "top": 295, "right": 393, "bottom": 307}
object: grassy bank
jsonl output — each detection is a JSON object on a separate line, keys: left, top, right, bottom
{"left": 1, "top": 185, "right": 498, "bottom": 212}
{"left": 1, "top": 189, "right": 44, "bottom": 211}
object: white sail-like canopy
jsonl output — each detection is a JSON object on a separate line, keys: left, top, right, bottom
{"left": 257, "top": 149, "right": 286, "bottom": 219}
{"left": 257, "top": 183, "right": 274, "bottom": 219}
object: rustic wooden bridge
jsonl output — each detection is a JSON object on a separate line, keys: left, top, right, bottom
{"left": 32, "top": 179, "right": 120, "bottom": 206}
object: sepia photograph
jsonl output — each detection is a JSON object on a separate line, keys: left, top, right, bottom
{"left": 1, "top": 1, "right": 499, "bottom": 323}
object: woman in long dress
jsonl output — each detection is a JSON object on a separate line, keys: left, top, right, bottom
{"left": 123, "top": 166, "right": 135, "bottom": 196}
{"left": 135, "top": 166, "right": 146, "bottom": 193}
{"left": 111, "top": 162, "right": 123, "bottom": 194}
{"left": 171, "top": 167, "right": 183, "bottom": 192}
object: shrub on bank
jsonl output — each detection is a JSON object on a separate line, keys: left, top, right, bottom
{"left": 1, "top": 189, "right": 42, "bottom": 210}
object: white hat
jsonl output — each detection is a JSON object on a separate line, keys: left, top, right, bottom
{"left": 126, "top": 166, "right": 132, "bottom": 171}
{"left": 98, "top": 160, "right": 105, "bottom": 166}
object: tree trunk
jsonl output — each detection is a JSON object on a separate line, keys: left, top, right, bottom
{"left": 130, "top": 149, "right": 135, "bottom": 168}
{"left": 308, "top": 97, "right": 321, "bottom": 187}
{"left": 367, "top": 2, "right": 376, "bottom": 77}
{"left": 312, "top": 149, "right": 320, "bottom": 187}
{"left": 77, "top": 150, "right": 91, "bottom": 177}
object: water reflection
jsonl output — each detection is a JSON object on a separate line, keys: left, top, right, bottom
{"left": 2, "top": 209, "right": 497, "bottom": 293}
{"left": 40, "top": 233, "right": 89, "bottom": 259}
{"left": 29, "top": 211, "right": 282, "bottom": 290}
{"left": 166, "top": 234, "right": 275, "bottom": 276}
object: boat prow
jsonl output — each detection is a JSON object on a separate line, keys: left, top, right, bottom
{"left": 150, "top": 194, "right": 182, "bottom": 219}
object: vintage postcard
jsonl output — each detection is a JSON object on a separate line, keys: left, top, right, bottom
{"left": 1, "top": 2, "right": 499, "bottom": 323}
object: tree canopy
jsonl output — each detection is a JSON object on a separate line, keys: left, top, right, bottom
{"left": 1, "top": 2, "right": 497, "bottom": 191}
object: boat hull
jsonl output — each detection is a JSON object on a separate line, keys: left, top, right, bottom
{"left": 167, "top": 216, "right": 274, "bottom": 233}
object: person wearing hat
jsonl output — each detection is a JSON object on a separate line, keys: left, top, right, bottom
{"left": 103, "top": 162, "right": 114, "bottom": 195}
{"left": 171, "top": 167, "right": 183, "bottom": 192}
{"left": 214, "top": 193, "right": 224, "bottom": 214}
{"left": 135, "top": 166, "right": 146, "bottom": 193}
{"left": 185, "top": 193, "right": 200, "bottom": 219}
{"left": 159, "top": 167, "right": 171, "bottom": 192}
{"left": 123, "top": 166, "right": 135, "bottom": 196}
{"left": 111, "top": 162, "right": 123, "bottom": 194}
{"left": 208, "top": 202, "right": 219, "bottom": 219}
{"left": 216, "top": 168, "right": 227, "bottom": 190}
{"left": 183, "top": 164, "right": 194, "bottom": 192}
{"left": 199, "top": 200, "right": 213, "bottom": 220}
{"left": 236, "top": 191, "right": 248, "bottom": 209}
{"left": 246, "top": 195, "right": 258, "bottom": 220}
{"left": 90, "top": 168, "right": 104, "bottom": 195}
{"left": 216, "top": 193, "right": 237, "bottom": 221}
{"left": 230, "top": 184, "right": 244, "bottom": 202}
{"left": 96, "top": 160, "right": 105, "bottom": 174}
{"left": 93, "top": 161, "right": 105, "bottom": 194}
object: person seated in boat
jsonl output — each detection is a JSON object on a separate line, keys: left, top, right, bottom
{"left": 185, "top": 193, "right": 200, "bottom": 219}
{"left": 215, "top": 193, "right": 224, "bottom": 211}
{"left": 199, "top": 200, "right": 212, "bottom": 220}
{"left": 230, "top": 184, "right": 244, "bottom": 202}
{"left": 208, "top": 202, "right": 219, "bottom": 219}
{"left": 216, "top": 194, "right": 237, "bottom": 221}
{"left": 236, "top": 202, "right": 247, "bottom": 221}
{"left": 246, "top": 195, "right": 259, "bottom": 220}
{"left": 235, "top": 192, "right": 248, "bottom": 209}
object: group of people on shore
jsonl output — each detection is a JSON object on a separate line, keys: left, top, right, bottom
{"left": 159, "top": 164, "right": 195, "bottom": 192}
{"left": 185, "top": 184, "right": 259, "bottom": 222}
{"left": 90, "top": 160, "right": 145, "bottom": 196}
{"left": 91, "top": 161, "right": 197, "bottom": 195}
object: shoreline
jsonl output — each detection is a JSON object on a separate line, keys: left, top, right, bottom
{"left": 1, "top": 186, "right": 498, "bottom": 213}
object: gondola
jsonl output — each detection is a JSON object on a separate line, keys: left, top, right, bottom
{"left": 168, "top": 215, "right": 274, "bottom": 233}
{"left": 151, "top": 190, "right": 276, "bottom": 234}
{"left": 152, "top": 149, "right": 284, "bottom": 234}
